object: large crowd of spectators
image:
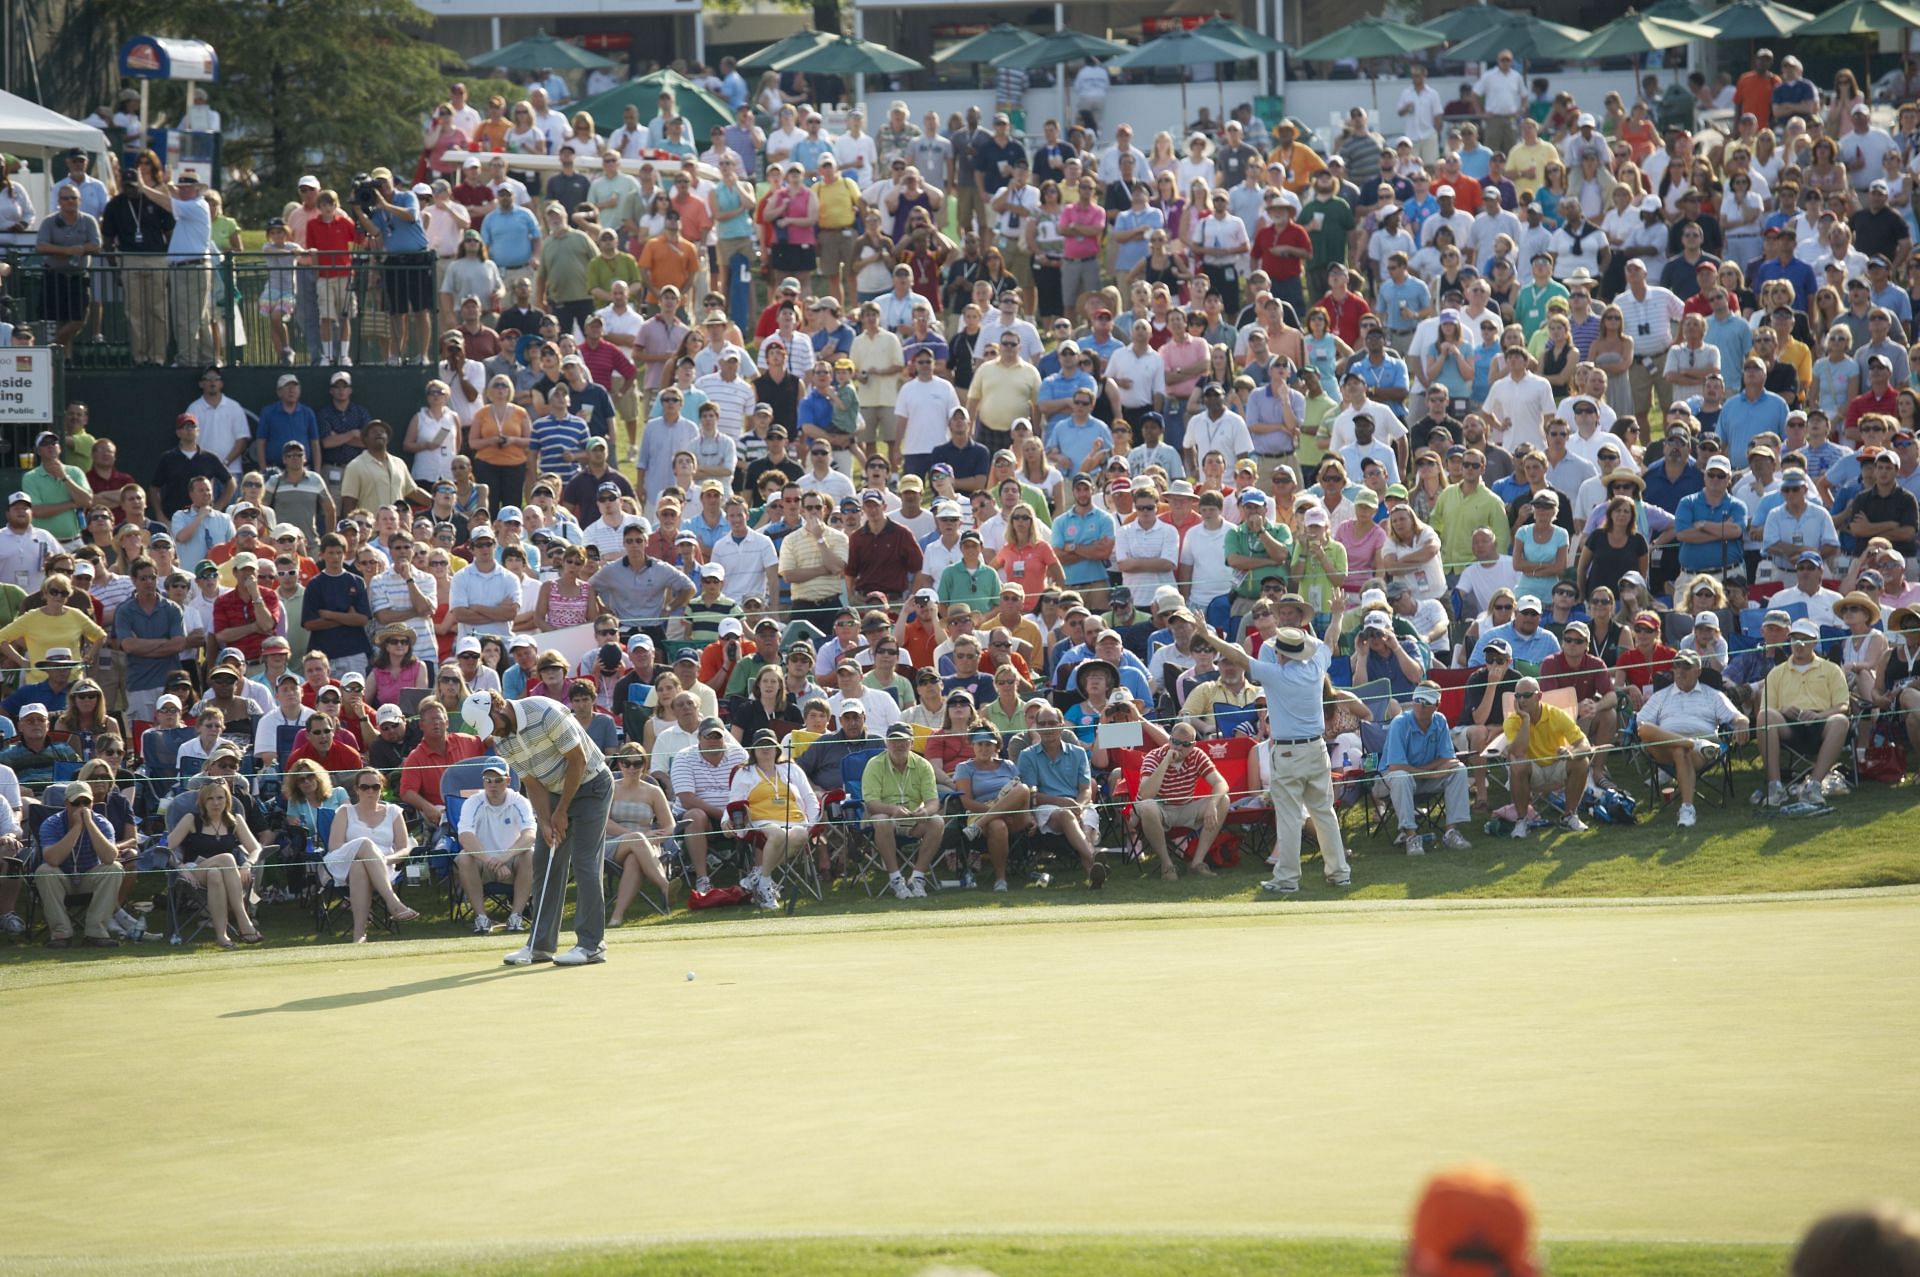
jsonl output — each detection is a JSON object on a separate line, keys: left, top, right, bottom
{"left": 9, "top": 46, "right": 1920, "bottom": 945}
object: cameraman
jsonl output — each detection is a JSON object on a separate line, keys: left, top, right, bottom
{"left": 355, "top": 167, "right": 434, "bottom": 366}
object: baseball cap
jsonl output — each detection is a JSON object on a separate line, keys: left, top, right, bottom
{"left": 1790, "top": 619, "right": 1821, "bottom": 639}
{"left": 697, "top": 717, "right": 728, "bottom": 739}
{"left": 375, "top": 703, "right": 406, "bottom": 726}
{"left": 480, "top": 756, "right": 511, "bottom": 778}
{"left": 461, "top": 692, "right": 497, "bottom": 734}
{"left": 885, "top": 722, "right": 915, "bottom": 739}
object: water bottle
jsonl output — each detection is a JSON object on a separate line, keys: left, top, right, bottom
{"left": 405, "top": 861, "right": 424, "bottom": 886}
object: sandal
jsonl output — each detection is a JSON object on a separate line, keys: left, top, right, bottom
{"left": 389, "top": 907, "right": 421, "bottom": 924}
{"left": 1187, "top": 859, "right": 1216, "bottom": 877}
{"left": 239, "top": 931, "right": 264, "bottom": 945}
{"left": 214, "top": 937, "right": 236, "bottom": 950}
{"left": 1160, "top": 865, "right": 1179, "bottom": 882}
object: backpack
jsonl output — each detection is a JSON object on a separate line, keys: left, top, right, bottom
{"left": 1177, "top": 828, "right": 1242, "bottom": 869}
{"left": 688, "top": 884, "right": 752, "bottom": 910}
{"left": 1579, "top": 786, "right": 1639, "bottom": 825}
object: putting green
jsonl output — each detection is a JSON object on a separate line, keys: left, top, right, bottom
{"left": 8, "top": 894, "right": 1917, "bottom": 1274}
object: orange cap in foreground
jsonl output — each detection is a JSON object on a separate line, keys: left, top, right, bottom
{"left": 1407, "top": 1163, "right": 1540, "bottom": 1277}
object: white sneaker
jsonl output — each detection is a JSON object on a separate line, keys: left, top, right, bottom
{"left": 906, "top": 873, "right": 929, "bottom": 898}
{"left": 753, "top": 877, "right": 780, "bottom": 909}
{"left": 336, "top": 353, "right": 352, "bottom": 367}
{"left": 472, "top": 914, "right": 494, "bottom": 935}
{"left": 1404, "top": 834, "right": 1426, "bottom": 857}
{"left": 1822, "top": 772, "right": 1850, "bottom": 798}
{"left": 1676, "top": 803, "right": 1697, "bottom": 828}
{"left": 553, "top": 944, "right": 607, "bottom": 966}
{"left": 111, "top": 908, "right": 146, "bottom": 941}
{"left": 1765, "top": 780, "right": 1789, "bottom": 808}
{"left": 1442, "top": 829, "right": 1472, "bottom": 851}
{"left": 694, "top": 876, "right": 713, "bottom": 895}
{"left": 505, "top": 912, "right": 526, "bottom": 933}
{"left": 1511, "top": 821, "right": 1531, "bottom": 840}
{"left": 992, "top": 879, "right": 1009, "bottom": 893}
{"left": 1561, "top": 813, "right": 1589, "bottom": 833}
{"left": 1259, "top": 877, "right": 1300, "bottom": 894}
{"left": 502, "top": 945, "right": 553, "bottom": 966}
{"left": 0, "top": 911, "right": 23, "bottom": 934}
{"left": 888, "top": 873, "right": 913, "bottom": 900}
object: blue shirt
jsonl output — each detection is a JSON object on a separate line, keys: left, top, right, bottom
{"left": 1704, "top": 314, "right": 1754, "bottom": 380}
{"left": 1049, "top": 505, "right": 1116, "bottom": 586}
{"left": 1038, "top": 370, "right": 1098, "bottom": 426}
{"left": 169, "top": 507, "right": 233, "bottom": 565}
{"left": 1375, "top": 276, "right": 1431, "bottom": 333}
{"left": 480, "top": 206, "right": 540, "bottom": 268}
{"left": 372, "top": 190, "right": 428, "bottom": 254}
{"left": 1112, "top": 207, "right": 1163, "bottom": 274}
{"left": 1674, "top": 490, "right": 1748, "bottom": 573}
{"left": 531, "top": 413, "right": 589, "bottom": 481}
{"left": 1643, "top": 458, "right": 1704, "bottom": 515}
{"left": 1245, "top": 643, "right": 1333, "bottom": 741}
{"left": 687, "top": 510, "right": 729, "bottom": 549}
{"left": 37, "top": 808, "right": 117, "bottom": 876}
{"left": 1455, "top": 145, "right": 1492, "bottom": 181}
{"left": 304, "top": 568, "right": 372, "bottom": 662}
{"left": 1381, "top": 709, "right": 1456, "bottom": 770}
{"left": 113, "top": 595, "right": 186, "bottom": 693}
{"left": 1469, "top": 621, "right": 1561, "bottom": 669}
{"left": 1872, "top": 283, "right": 1913, "bottom": 327}
{"left": 1044, "top": 417, "right": 1114, "bottom": 476}
{"left": 1016, "top": 737, "right": 1092, "bottom": 800}
{"left": 1717, "top": 389, "right": 1789, "bottom": 460}
{"left": 256, "top": 402, "right": 322, "bottom": 463}
{"left": 1752, "top": 256, "right": 1818, "bottom": 310}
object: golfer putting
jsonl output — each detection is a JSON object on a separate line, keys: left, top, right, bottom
{"left": 463, "top": 690, "right": 615, "bottom": 967}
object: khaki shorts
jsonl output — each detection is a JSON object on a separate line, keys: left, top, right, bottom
{"left": 818, "top": 227, "right": 858, "bottom": 279}
{"left": 857, "top": 404, "right": 894, "bottom": 446}
{"left": 316, "top": 275, "right": 353, "bottom": 322}
{"left": 1525, "top": 760, "right": 1569, "bottom": 788}
{"left": 1000, "top": 242, "right": 1034, "bottom": 291}
{"left": 1147, "top": 796, "right": 1220, "bottom": 829}
{"left": 614, "top": 382, "right": 641, "bottom": 426}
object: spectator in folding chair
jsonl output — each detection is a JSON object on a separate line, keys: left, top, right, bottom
{"left": 1635, "top": 651, "right": 1750, "bottom": 829}
{"left": 166, "top": 775, "right": 265, "bottom": 948}
{"left": 1501, "top": 676, "right": 1593, "bottom": 838}
{"left": 322, "top": 766, "right": 423, "bottom": 945}
{"left": 1131, "top": 720, "right": 1230, "bottom": 881}
{"left": 860, "top": 722, "right": 946, "bottom": 900}
{"left": 1011, "top": 710, "right": 1111, "bottom": 889}
{"left": 1538, "top": 621, "right": 1620, "bottom": 786}
{"left": 954, "top": 725, "right": 1029, "bottom": 893}
{"left": 669, "top": 717, "right": 748, "bottom": 895}
{"left": 33, "top": 783, "right": 130, "bottom": 950}
{"left": 1380, "top": 682, "right": 1474, "bottom": 858}
{"left": 454, "top": 755, "right": 536, "bottom": 935}
{"left": 605, "top": 742, "right": 675, "bottom": 925}
{"left": 1758, "top": 619, "right": 1854, "bottom": 806}
{"left": 729, "top": 729, "right": 820, "bottom": 910}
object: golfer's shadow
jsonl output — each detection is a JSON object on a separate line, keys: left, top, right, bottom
{"left": 221, "top": 966, "right": 528, "bottom": 1017}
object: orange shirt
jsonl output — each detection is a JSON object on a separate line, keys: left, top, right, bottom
{"left": 471, "top": 118, "right": 512, "bottom": 152}
{"left": 671, "top": 191, "right": 713, "bottom": 242}
{"left": 637, "top": 236, "right": 702, "bottom": 303}
{"left": 1734, "top": 71, "right": 1780, "bottom": 126}
{"left": 472, "top": 403, "right": 532, "bottom": 468}
{"left": 1269, "top": 142, "right": 1323, "bottom": 194}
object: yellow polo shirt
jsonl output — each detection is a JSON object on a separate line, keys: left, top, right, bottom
{"left": 1502, "top": 702, "right": 1584, "bottom": 763}
{"left": 1764, "top": 658, "right": 1848, "bottom": 715}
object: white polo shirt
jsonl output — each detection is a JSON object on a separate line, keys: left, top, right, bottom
{"left": 457, "top": 787, "right": 536, "bottom": 853}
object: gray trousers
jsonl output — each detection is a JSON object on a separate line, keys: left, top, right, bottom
{"left": 1384, "top": 765, "right": 1471, "bottom": 831}
{"left": 526, "top": 766, "right": 613, "bottom": 954}
{"left": 295, "top": 266, "right": 322, "bottom": 361}
{"left": 1060, "top": 256, "right": 1103, "bottom": 315}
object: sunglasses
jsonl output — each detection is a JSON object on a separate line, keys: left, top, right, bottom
{"left": 617, "top": 758, "right": 646, "bottom": 769}
{"left": 357, "top": 782, "right": 382, "bottom": 792}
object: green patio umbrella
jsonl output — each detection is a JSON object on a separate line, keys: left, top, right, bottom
{"left": 1426, "top": 2, "right": 1517, "bottom": 42}
{"left": 1444, "top": 14, "right": 1591, "bottom": 66}
{"left": 576, "top": 69, "right": 733, "bottom": 140}
{"left": 738, "top": 30, "right": 829, "bottom": 73}
{"left": 1106, "top": 27, "right": 1258, "bottom": 125}
{"left": 990, "top": 30, "right": 1130, "bottom": 72}
{"left": 1289, "top": 17, "right": 1448, "bottom": 64}
{"left": 1794, "top": 0, "right": 1920, "bottom": 95}
{"left": 934, "top": 23, "right": 1040, "bottom": 65}
{"left": 468, "top": 30, "right": 616, "bottom": 73}
{"left": 1560, "top": 11, "right": 1717, "bottom": 60}
{"left": 1191, "top": 16, "right": 1286, "bottom": 55}
{"left": 770, "top": 34, "right": 923, "bottom": 77}
{"left": 1644, "top": 0, "right": 1714, "bottom": 19}
{"left": 1699, "top": 0, "right": 1814, "bottom": 40}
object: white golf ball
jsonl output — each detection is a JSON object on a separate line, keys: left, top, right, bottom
{"left": 685, "top": 971, "right": 695, "bottom": 981}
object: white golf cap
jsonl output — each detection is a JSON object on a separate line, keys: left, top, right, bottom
{"left": 375, "top": 703, "right": 406, "bottom": 725}
{"left": 461, "top": 692, "right": 497, "bottom": 736}
{"left": 718, "top": 617, "right": 744, "bottom": 637}
{"left": 454, "top": 636, "right": 482, "bottom": 656}
{"left": 297, "top": 174, "right": 319, "bottom": 189}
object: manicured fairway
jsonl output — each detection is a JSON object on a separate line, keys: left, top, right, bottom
{"left": 8, "top": 893, "right": 1916, "bottom": 1275}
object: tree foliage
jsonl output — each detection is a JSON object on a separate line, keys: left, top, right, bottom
{"left": 99, "top": 0, "right": 457, "bottom": 215}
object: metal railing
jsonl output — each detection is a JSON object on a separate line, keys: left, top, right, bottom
{"left": 2, "top": 251, "right": 440, "bottom": 370}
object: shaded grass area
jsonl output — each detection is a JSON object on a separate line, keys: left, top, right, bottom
{"left": 372, "top": 1235, "right": 1792, "bottom": 1277}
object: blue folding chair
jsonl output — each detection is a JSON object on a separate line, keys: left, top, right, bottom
{"left": 1204, "top": 592, "right": 1240, "bottom": 643}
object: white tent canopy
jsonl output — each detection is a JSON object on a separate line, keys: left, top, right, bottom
{"left": 0, "top": 89, "right": 111, "bottom": 164}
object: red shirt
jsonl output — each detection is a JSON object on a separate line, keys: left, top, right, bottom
{"left": 1846, "top": 388, "right": 1899, "bottom": 429}
{"left": 211, "top": 585, "right": 284, "bottom": 663}
{"left": 88, "top": 467, "right": 139, "bottom": 507}
{"left": 1539, "top": 652, "right": 1612, "bottom": 704}
{"left": 1615, "top": 642, "right": 1676, "bottom": 690}
{"left": 845, "top": 521, "right": 924, "bottom": 598}
{"left": 1734, "top": 71, "right": 1780, "bottom": 127}
{"left": 577, "top": 338, "right": 636, "bottom": 390}
{"left": 300, "top": 679, "right": 341, "bottom": 708}
{"left": 303, "top": 213, "right": 360, "bottom": 278}
{"left": 1315, "top": 292, "right": 1373, "bottom": 348}
{"left": 285, "top": 736, "right": 364, "bottom": 776}
{"left": 1137, "top": 742, "right": 1220, "bottom": 803}
{"left": 398, "top": 731, "right": 485, "bottom": 804}
{"left": 1252, "top": 220, "right": 1312, "bottom": 282}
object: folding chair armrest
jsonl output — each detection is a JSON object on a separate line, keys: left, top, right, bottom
{"left": 723, "top": 801, "right": 749, "bottom": 833}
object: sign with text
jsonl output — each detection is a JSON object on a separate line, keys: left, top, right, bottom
{"left": 0, "top": 348, "right": 51, "bottom": 424}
